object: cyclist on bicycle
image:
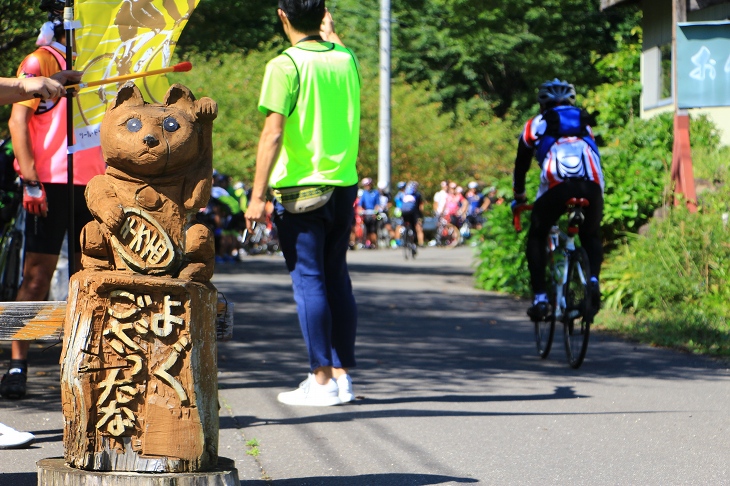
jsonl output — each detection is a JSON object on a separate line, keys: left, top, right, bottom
{"left": 511, "top": 79, "right": 604, "bottom": 321}
{"left": 359, "top": 177, "right": 380, "bottom": 248}
{"left": 400, "top": 181, "right": 424, "bottom": 247}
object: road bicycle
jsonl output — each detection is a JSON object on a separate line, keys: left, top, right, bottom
{"left": 376, "top": 212, "right": 392, "bottom": 249}
{"left": 241, "top": 220, "right": 279, "bottom": 256}
{"left": 434, "top": 215, "right": 461, "bottom": 248}
{"left": 400, "top": 219, "right": 417, "bottom": 260}
{"left": 513, "top": 198, "right": 594, "bottom": 369}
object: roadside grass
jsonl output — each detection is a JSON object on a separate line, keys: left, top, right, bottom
{"left": 594, "top": 308, "right": 730, "bottom": 358}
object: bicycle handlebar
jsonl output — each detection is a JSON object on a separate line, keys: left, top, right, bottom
{"left": 512, "top": 204, "right": 533, "bottom": 232}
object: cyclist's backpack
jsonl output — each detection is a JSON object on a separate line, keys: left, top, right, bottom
{"left": 534, "top": 105, "right": 600, "bottom": 178}
{"left": 400, "top": 185, "right": 418, "bottom": 213}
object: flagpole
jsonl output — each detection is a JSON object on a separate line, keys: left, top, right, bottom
{"left": 64, "top": 0, "right": 75, "bottom": 276}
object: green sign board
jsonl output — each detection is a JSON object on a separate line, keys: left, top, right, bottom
{"left": 677, "top": 22, "right": 730, "bottom": 109}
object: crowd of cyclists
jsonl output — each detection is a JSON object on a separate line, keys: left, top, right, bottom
{"left": 201, "top": 170, "right": 503, "bottom": 262}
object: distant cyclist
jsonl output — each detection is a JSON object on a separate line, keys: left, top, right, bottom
{"left": 358, "top": 177, "right": 380, "bottom": 248}
{"left": 511, "top": 79, "right": 604, "bottom": 321}
{"left": 400, "top": 181, "right": 424, "bottom": 247}
{"left": 465, "top": 181, "right": 487, "bottom": 230}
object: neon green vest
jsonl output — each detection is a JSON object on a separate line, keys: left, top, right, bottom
{"left": 262, "top": 42, "right": 360, "bottom": 188}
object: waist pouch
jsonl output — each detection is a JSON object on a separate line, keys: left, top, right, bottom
{"left": 273, "top": 185, "right": 334, "bottom": 213}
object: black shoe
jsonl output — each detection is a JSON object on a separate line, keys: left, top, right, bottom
{"left": 589, "top": 280, "right": 601, "bottom": 313}
{"left": 527, "top": 301, "right": 551, "bottom": 321}
{"left": 0, "top": 371, "right": 27, "bottom": 399}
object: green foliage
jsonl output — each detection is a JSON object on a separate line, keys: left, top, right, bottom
{"left": 604, "top": 191, "right": 730, "bottom": 313}
{"left": 169, "top": 48, "right": 277, "bottom": 179}
{"left": 176, "top": 1, "right": 283, "bottom": 57}
{"left": 473, "top": 171, "right": 540, "bottom": 296}
{"left": 0, "top": 0, "right": 47, "bottom": 136}
{"left": 599, "top": 192, "right": 730, "bottom": 357}
{"left": 473, "top": 203, "right": 531, "bottom": 297}
{"left": 599, "top": 113, "right": 672, "bottom": 244}
{"left": 315, "top": 0, "right": 642, "bottom": 117}
{"left": 583, "top": 26, "right": 643, "bottom": 135}
{"left": 171, "top": 50, "right": 517, "bottom": 193}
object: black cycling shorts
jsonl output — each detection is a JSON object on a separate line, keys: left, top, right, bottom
{"left": 24, "top": 183, "right": 93, "bottom": 255}
{"left": 402, "top": 211, "right": 420, "bottom": 229}
{"left": 363, "top": 214, "right": 378, "bottom": 235}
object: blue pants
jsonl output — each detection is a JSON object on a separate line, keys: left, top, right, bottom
{"left": 274, "top": 184, "right": 358, "bottom": 371}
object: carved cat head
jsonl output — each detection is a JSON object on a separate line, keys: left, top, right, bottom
{"left": 100, "top": 82, "right": 218, "bottom": 178}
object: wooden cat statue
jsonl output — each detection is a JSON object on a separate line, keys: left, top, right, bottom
{"left": 60, "top": 82, "right": 219, "bottom": 473}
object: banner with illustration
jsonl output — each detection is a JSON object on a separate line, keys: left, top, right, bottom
{"left": 73, "top": 0, "right": 198, "bottom": 151}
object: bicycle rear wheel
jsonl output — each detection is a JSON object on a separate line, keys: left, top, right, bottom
{"left": 534, "top": 258, "right": 558, "bottom": 359}
{"left": 409, "top": 229, "right": 417, "bottom": 259}
{"left": 563, "top": 247, "right": 591, "bottom": 368}
{"left": 402, "top": 227, "right": 414, "bottom": 260}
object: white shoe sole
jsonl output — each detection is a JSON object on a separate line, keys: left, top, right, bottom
{"left": 339, "top": 392, "right": 356, "bottom": 403}
{"left": 277, "top": 391, "right": 342, "bottom": 407}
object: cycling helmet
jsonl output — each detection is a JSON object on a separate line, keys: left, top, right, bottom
{"left": 537, "top": 79, "right": 576, "bottom": 107}
{"left": 361, "top": 177, "right": 373, "bottom": 186}
{"left": 467, "top": 181, "right": 478, "bottom": 190}
{"left": 396, "top": 181, "right": 406, "bottom": 190}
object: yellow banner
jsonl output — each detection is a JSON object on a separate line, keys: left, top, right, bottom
{"left": 73, "top": 0, "right": 199, "bottom": 150}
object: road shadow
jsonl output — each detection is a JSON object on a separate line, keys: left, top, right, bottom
{"left": 242, "top": 473, "right": 479, "bottom": 485}
{"left": 214, "top": 251, "right": 730, "bottom": 396}
{"left": 0, "top": 473, "right": 36, "bottom": 486}
{"left": 0, "top": 341, "right": 64, "bottom": 413}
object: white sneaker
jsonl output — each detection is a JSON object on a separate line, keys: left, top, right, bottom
{"left": 277, "top": 374, "right": 342, "bottom": 407}
{"left": 336, "top": 374, "right": 355, "bottom": 403}
{"left": 0, "top": 423, "right": 35, "bottom": 449}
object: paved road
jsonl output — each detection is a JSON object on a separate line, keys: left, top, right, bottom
{"left": 2, "top": 245, "right": 730, "bottom": 484}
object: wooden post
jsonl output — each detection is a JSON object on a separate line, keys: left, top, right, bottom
{"left": 671, "top": 0, "right": 698, "bottom": 212}
{"left": 670, "top": 113, "right": 698, "bottom": 212}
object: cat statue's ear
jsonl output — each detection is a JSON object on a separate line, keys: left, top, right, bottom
{"left": 109, "top": 81, "right": 145, "bottom": 112}
{"left": 163, "top": 83, "right": 218, "bottom": 123}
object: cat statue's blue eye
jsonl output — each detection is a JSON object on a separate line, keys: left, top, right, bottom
{"left": 126, "top": 118, "right": 142, "bottom": 132}
{"left": 163, "top": 117, "right": 180, "bottom": 132}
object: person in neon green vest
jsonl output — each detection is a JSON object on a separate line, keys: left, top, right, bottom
{"left": 245, "top": 0, "right": 360, "bottom": 407}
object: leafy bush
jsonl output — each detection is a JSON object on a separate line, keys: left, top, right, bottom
{"left": 473, "top": 203, "right": 531, "bottom": 297}
{"left": 473, "top": 171, "right": 540, "bottom": 297}
{"left": 599, "top": 113, "right": 672, "bottom": 245}
{"left": 603, "top": 192, "right": 730, "bottom": 314}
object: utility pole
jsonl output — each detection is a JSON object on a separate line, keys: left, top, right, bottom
{"left": 671, "top": 0, "right": 697, "bottom": 212}
{"left": 378, "top": 0, "right": 391, "bottom": 192}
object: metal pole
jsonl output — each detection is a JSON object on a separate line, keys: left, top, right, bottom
{"left": 378, "top": 0, "right": 391, "bottom": 192}
{"left": 64, "top": 0, "right": 75, "bottom": 275}
{"left": 672, "top": 0, "right": 686, "bottom": 114}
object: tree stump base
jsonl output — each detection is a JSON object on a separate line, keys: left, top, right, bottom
{"left": 37, "top": 457, "right": 239, "bottom": 485}
{"left": 61, "top": 271, "right": 219, "bottom": 472}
